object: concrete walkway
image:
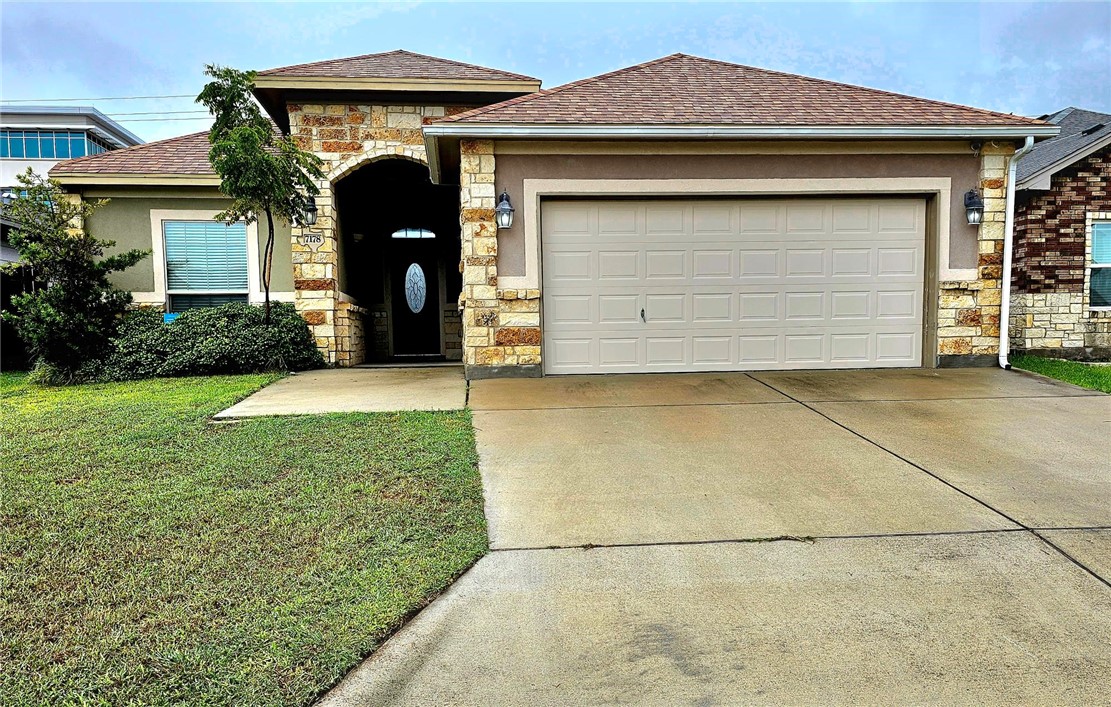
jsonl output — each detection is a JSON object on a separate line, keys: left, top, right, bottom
{"left": 214, "top": 367, "right": 465, "bottom": 417}
{"left": 321, "top": 368, "right": 1110, "bottom": 705}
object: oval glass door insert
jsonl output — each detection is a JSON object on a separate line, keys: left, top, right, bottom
{"left": 404, "top": 263, "right": 427, "bottom": 314}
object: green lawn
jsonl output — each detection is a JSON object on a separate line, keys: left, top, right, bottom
{"left": 0, "top": 373, "right": 487, "bottom": 706}
{"left": 1011, "top": 354, "right": 1111, "bottom": 394}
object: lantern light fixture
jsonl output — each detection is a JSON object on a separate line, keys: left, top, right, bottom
{"left": 964, "top": 189, "right": 984, "bottom": 226}
{"left": 302, "top": 195, "right": 318, "bottom": 227}
{"left": 495, "top": 190, "right": 514, "bottom": 229}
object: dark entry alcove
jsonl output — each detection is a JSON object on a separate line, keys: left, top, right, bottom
{"left": 334, "top": 158, "right": 462, "bottom": 361}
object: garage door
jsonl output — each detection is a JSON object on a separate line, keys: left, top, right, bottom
{"left": 542, "top": 198, "right": 925, "bottom": 374}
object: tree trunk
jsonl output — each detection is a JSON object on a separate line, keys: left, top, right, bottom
{"left": 262, "top": 207, "right": 275, "bottom": 326}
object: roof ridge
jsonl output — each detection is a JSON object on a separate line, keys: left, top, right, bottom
{"left": 438, "top": 53, "right": 685, "bottom": 123}
{"left": 1067, "top": 106, "right": 1111, "bottom": 121}
{"left": 258, "top": 49, "right": 399, "bottom": 75}
{"left": 258, "top": 49, "right": 538, "bottom": 81}
{"left": 51, "top": 130, "right": 210, "bottom": 170}
{"left": 672, "top": 53, "right": 1046, "bottom": 126}
{"left": 388, "top": 50, "right": 538, "bottom": 81}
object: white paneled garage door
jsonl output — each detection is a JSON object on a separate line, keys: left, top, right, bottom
{"left": 542, "top": 198, "right": 925, "bottom": 374}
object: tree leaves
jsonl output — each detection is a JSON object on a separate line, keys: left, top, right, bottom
{"left": 2, "top": 169, "right": 149, "bottom": 381}
{"left": 196, "top": 65, "right": 325, "bottom": 229}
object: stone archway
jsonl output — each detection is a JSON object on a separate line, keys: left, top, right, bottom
{"left": 332, "top": 157, "right": 462, "bottom": 363}
{"left": 287, "top": 102, "right": 443, "bottom": 365}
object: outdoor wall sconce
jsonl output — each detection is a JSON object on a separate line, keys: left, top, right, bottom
{"left": 301, "top": 195, "right": 318, "bottom": 226}
{"left": 495, "top": 190, "right": 515, "bottom": 229}
{"left": 964, "top": 189, "right": 984, "bottom": 226}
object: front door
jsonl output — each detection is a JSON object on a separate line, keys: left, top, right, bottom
{"left": 390, "top": 244, "right": 441, "bottom": 357}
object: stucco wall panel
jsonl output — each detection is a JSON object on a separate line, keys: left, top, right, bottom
{"left": 86, "top": 194, "right": 295, "bottom": 294}
{"left": 493, "top": 150, "right": 982, "bottom": 277}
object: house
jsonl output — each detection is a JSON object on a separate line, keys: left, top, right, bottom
{"left": 1010, "top": 107, "right": 1111, "bottom": 358}
{"left": 49, "top": 50, "right": 1059, "bottom": 377}
{"left": 1, "top": 106, "right": 143, "bottom": 368}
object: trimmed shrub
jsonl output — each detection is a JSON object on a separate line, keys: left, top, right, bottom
{"left": 90, "top": 302, "right": 324, "bottom": 381}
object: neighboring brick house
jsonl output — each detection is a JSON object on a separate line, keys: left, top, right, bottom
{"left": 1011, "top": 107, "right": 1111, "bottom": 358}
{"left": 51, "top": 50, "right": 1060, "bottom": 376}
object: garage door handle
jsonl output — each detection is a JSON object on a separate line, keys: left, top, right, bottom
{"left": 640, "top": 308, "right": 646, "bottom": 323}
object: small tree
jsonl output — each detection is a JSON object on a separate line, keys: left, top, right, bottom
{"left": 197, "top": 65, "right": 325, "bottom": 324}
{"left": 1, "top": 169, "right": 148, "bottom": 383}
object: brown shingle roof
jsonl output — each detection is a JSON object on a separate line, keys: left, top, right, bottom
{"left": 258, "top": 49, "right": 538, "bottom": 82}
{"left": 50, "top": 131, "right": 215, "bottom": 176}
{"left": 440, "top": 53, "right": 1046, "bottom": 127}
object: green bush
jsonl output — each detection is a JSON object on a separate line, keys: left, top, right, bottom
{"left": 89, "top": 302, "right": 324, "bottom": 381}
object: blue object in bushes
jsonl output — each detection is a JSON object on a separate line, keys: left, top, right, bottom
{"left": 163, "top": 313, "right": 180, "bottom": 324}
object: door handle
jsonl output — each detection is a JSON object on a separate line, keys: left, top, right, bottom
{"left": 640, "top": 308, "right": 646, "bottom": 323}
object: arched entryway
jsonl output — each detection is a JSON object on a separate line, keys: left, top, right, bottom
{"left": 333, "top": 158, "right": 462, "bottom": 362}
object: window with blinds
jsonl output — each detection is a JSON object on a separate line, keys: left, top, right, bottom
{"left": 163, "top": 220, "right": 249, "bottom": 312}
{"left": 1091, "top": 222, "right": 1111, "bottom": 310}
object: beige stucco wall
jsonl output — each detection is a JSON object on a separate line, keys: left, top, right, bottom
{"left": 84, "top": 191, "right": 294, "bottom": 294}
{"left": 493, "top": 146, "right": 982, "bottom": 277}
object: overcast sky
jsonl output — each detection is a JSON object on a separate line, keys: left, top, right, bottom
{"left": 2, "top": 1, "right": 1109, "bottom": 143}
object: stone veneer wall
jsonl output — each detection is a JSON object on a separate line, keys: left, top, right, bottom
{"left": 1009, "top": 149, "right": 1111, "bottom": 357}
{"left": 935, "top": 143, "right": 1014, "bottom": 362}
{"left": 458, "top": 139, "right": 542, "bottom": 372}
{"left": 444, "top": 308, "right": 463, "bottom": 360}
{"left": 288, "top": 102, "right": 457, "bottom": 365}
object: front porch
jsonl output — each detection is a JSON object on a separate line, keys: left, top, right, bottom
{"left": 286, "top": 104, "right": 465, "bottom": 367}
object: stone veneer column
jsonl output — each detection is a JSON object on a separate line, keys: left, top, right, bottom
{"left": 287, "top": 102, "right": 452, "bottom": 365}
{"left": 936, "top": 142, "right": 1014, "bottom": 360}
{"left": 290, "top": 185, "right": 339, "bottom": 363}
{"left": 459, "top": 139, "right": 499, "bottom": 366}
{"left": 458, "top": 139, "right": 542, "bottom": 373}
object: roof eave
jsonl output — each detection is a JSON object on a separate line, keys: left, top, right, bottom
{"left": 423, "top": 123, "right": 1060, "bottom": 140}
{"left": 50, "top": 173, "right": 222, "bottom": 187}
{"left": 1017, "top": 131, "right": 1111, "bottom": 190}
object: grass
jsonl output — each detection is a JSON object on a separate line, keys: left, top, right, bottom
{"left": 1011, "top": 354, "right": 1111, "bottom": 393}
{"left": 0, "top": 372, "right": 487, "bottom": 706}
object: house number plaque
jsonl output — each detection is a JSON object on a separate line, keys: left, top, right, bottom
{"left": 299, "top": 233, "right": 325, "bottom": 251}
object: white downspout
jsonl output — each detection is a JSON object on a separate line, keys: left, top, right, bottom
{"left": 999, "top": 135, "right": 1035, "bottom": 369}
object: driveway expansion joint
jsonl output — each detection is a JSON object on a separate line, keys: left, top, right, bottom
{"left": 745, "top": 372, "right": 1111, "bottom": 589}
{"left": 488, "top": 527, "right": 1051, "bottom": 554}
{"left": 473, "top": 399, "right": 796, "bottom": 413}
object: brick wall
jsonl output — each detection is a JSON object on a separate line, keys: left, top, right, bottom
{"left": 1010, "top": 148, "right": 1111, "bottom": 357}
{"left": 1013, "top": 147, "right": 1111, "bottom": 293}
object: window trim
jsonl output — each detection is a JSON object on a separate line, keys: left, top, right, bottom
{"left": 390, "top": 227, "right": 436, "bottom": 239}
{"left": 1086, "top": 212, "right": 1111, "bottom": 313}
{"left": 146, "top": 209, "right": 266, "bottom": 310}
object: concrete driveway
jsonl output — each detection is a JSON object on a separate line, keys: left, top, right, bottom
{"left": 321, "top": 368, "right": 1111, "bottom": 706}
